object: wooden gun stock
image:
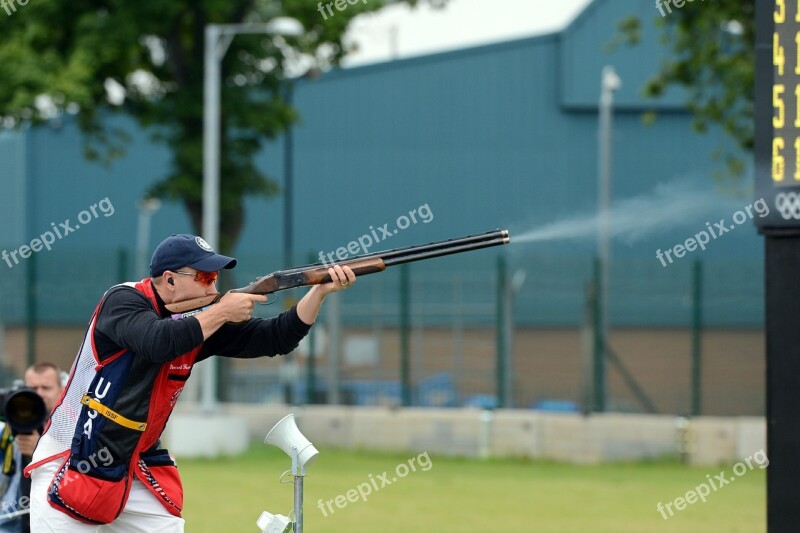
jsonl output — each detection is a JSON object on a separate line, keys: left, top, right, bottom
{"left": 165, "top": 229, "right": 509, "bottom": 314}
{"left": 300, "top": 257, "right": 387, "bottom": 284}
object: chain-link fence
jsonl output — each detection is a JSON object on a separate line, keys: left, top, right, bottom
{"left": 0, "top": 246, "right": 764, "bottom": 415}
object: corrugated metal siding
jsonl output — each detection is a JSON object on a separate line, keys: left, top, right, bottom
{"left": 24, "top": 116, "right": 192, "bottom": 250}
{"left": 0, "top": 0, "right": 761, "bottom": 326}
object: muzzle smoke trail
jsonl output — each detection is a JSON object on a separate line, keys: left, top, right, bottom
{"left": 512, "top": 182, "right": 737, "bottom": 245}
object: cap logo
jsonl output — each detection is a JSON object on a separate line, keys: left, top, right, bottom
{"left": 195, "top": 237, "right": 213, "bottom": 252}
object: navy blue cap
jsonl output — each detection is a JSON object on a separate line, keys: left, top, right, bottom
{"left": 150, "top": 234, "right": 237, "bottom": 277}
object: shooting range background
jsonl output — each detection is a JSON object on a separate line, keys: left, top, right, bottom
{"left": 0, "top": 0, "right": 762, "bottom": 418}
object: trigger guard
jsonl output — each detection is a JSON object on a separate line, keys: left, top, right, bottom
{"left": 256, "top": 294, "right": 275, "bottom": 306}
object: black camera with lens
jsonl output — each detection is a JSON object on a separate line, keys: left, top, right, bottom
{"left": 0, "top": 385, "right": 47, "bottom": 435}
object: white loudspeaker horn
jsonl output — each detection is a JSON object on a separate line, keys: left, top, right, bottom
{"left": 264, "top": 414, "right": 319, "bottom": 472}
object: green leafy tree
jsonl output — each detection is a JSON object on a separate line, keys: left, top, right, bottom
{"left": 616, "top": 1, "right": 754, "bottom": 180}
{"left": 0, "top": 0, "right": 439, "bottom": 252}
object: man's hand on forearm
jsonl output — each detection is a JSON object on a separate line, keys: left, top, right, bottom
{"left": 297, "top": 265, "right": 356, "bottom": 325}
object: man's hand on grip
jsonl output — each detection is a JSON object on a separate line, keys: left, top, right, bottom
{"left": 216, "top": 292, "right": 268, "bottom": 323}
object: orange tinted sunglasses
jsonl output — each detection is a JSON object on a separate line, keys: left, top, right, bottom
{"left": 173, "top": 270, "right": 219, "bottom": 286}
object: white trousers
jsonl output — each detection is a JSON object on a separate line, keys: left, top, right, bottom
{"left": 29, "top": 459, "right": 185, "bottom": 532}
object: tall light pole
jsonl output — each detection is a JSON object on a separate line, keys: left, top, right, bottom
{"left": 202, "top": 18, "right": 304, "bottom": 412}
{"left": 283, "top": 81, "right": 294, "bottom": 270}
{"left": 596, "top": 65, "right": 620, "bottom": 412}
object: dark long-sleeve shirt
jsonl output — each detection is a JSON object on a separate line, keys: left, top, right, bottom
{"left": 93, "top": 285, "right": 311, "bottom": 363}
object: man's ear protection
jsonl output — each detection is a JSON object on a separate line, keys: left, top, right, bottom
{"left": 167, "top": 277, "right": 174, "bottom": 286}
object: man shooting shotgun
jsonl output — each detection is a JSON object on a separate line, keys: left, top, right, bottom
{"left": 26, "top": 229, "right": 507, "bottom": 531}
{"left": 166, "top": 229, "right": 510, "bottom": 314}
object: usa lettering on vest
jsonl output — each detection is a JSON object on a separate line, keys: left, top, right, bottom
{"left": 83, "top": 377, "right": 111, "bottom": 439}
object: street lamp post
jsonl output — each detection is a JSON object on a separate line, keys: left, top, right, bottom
{"left": 202, "top": 18, "right": 304, "bottom": 412}
{"left": 596, "top": 65, "right": 620, "bottom": 413}
{"left": 283, "top": 81, "right": 294, "bottom": 270}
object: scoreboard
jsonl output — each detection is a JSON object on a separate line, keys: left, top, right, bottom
{"left": 756, "top": 0, "right": 800, "bottom": 230}
{"left": 757, "top": 4, "right": 800, "bottom": 530}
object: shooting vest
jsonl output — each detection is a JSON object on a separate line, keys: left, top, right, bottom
{"left": 25, "top": 278, "right": 199, "bottom": 524}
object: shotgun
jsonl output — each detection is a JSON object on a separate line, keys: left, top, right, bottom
{"left": 165, "top": 229, "right": 510, "bottom": 315}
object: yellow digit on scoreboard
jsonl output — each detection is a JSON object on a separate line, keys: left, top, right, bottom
{"left": 774, "top": 137, "right": 786, "bottom": 182}
{"left": 775, "top": 84, "right": 786, "bottom": 128}
{"left": 777, "top": 0, "right": 786, "bottom": 23}
{"left": 796, "top": 32, "right": 800, "bottom": 73}
{"left": 795, "top": 84, "right": 800, "bottom": 126}
{"left": 795, "top": 137, "right": 800, "bottom": 180}
{"left": 775, "top": 33, "right": 786, "bottom": 75}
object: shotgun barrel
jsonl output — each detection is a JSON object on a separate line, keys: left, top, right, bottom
{"left": 275, "top": 229, "right": 509, "bottom": 275}
{"left": 288, "top": 229, "right": 509, "bottom": 286}
{"left": 382, "top": 229, "right": 509, "bottom": 267}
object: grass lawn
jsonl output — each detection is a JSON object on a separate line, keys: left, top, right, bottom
{"left": 178, "top": 444, "right": 764, "bottom": 532}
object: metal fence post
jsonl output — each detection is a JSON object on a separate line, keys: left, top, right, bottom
{"left": 305, "top": 318, "right": 316, "bottom": 405}
{"left": 306, "top": 253, "right": 316, "bottom": 405}
{"left": 592, "top": 257, "right": 605, "bottom": 412}
{"left": 400, "top": 263, "right": 411, "bottom": 407}
{"left": 691, "top": 259, "right": 703, "bottom": 416}
{"left": 452, "top": 278, "right": 464, "bottom": 406}
{"left": 496, "top": 254, "right": 507, "bottom": 408}
{"left": 504, "top": 262, "right": 514, "bottom": 408}
{"left": 327, "top": 292, "right": 341, "bottom": 405}
{"left": 582, "top": 280, "right": 595, "bottom": 414}
{"left": 26, "top": 252, "right": 37, "bottom": 367}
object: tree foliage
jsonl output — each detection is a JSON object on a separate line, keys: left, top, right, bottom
{"left": 0, "top": 0, "right": 437, "bottom": 252}
{"left": 617, "top": 1, "right": 754, "bottom": 179}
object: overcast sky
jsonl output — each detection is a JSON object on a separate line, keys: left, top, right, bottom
{"left": 342, "top": 0, "right": 593, "bottom": 67}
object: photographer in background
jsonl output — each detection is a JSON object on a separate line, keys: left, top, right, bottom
{"left": 0, "top": 363, "right": 63, "bottom": 533}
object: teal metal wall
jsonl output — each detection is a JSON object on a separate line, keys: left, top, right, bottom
{"left": 0, "top": 0, "right": 761, "bottom": 326}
